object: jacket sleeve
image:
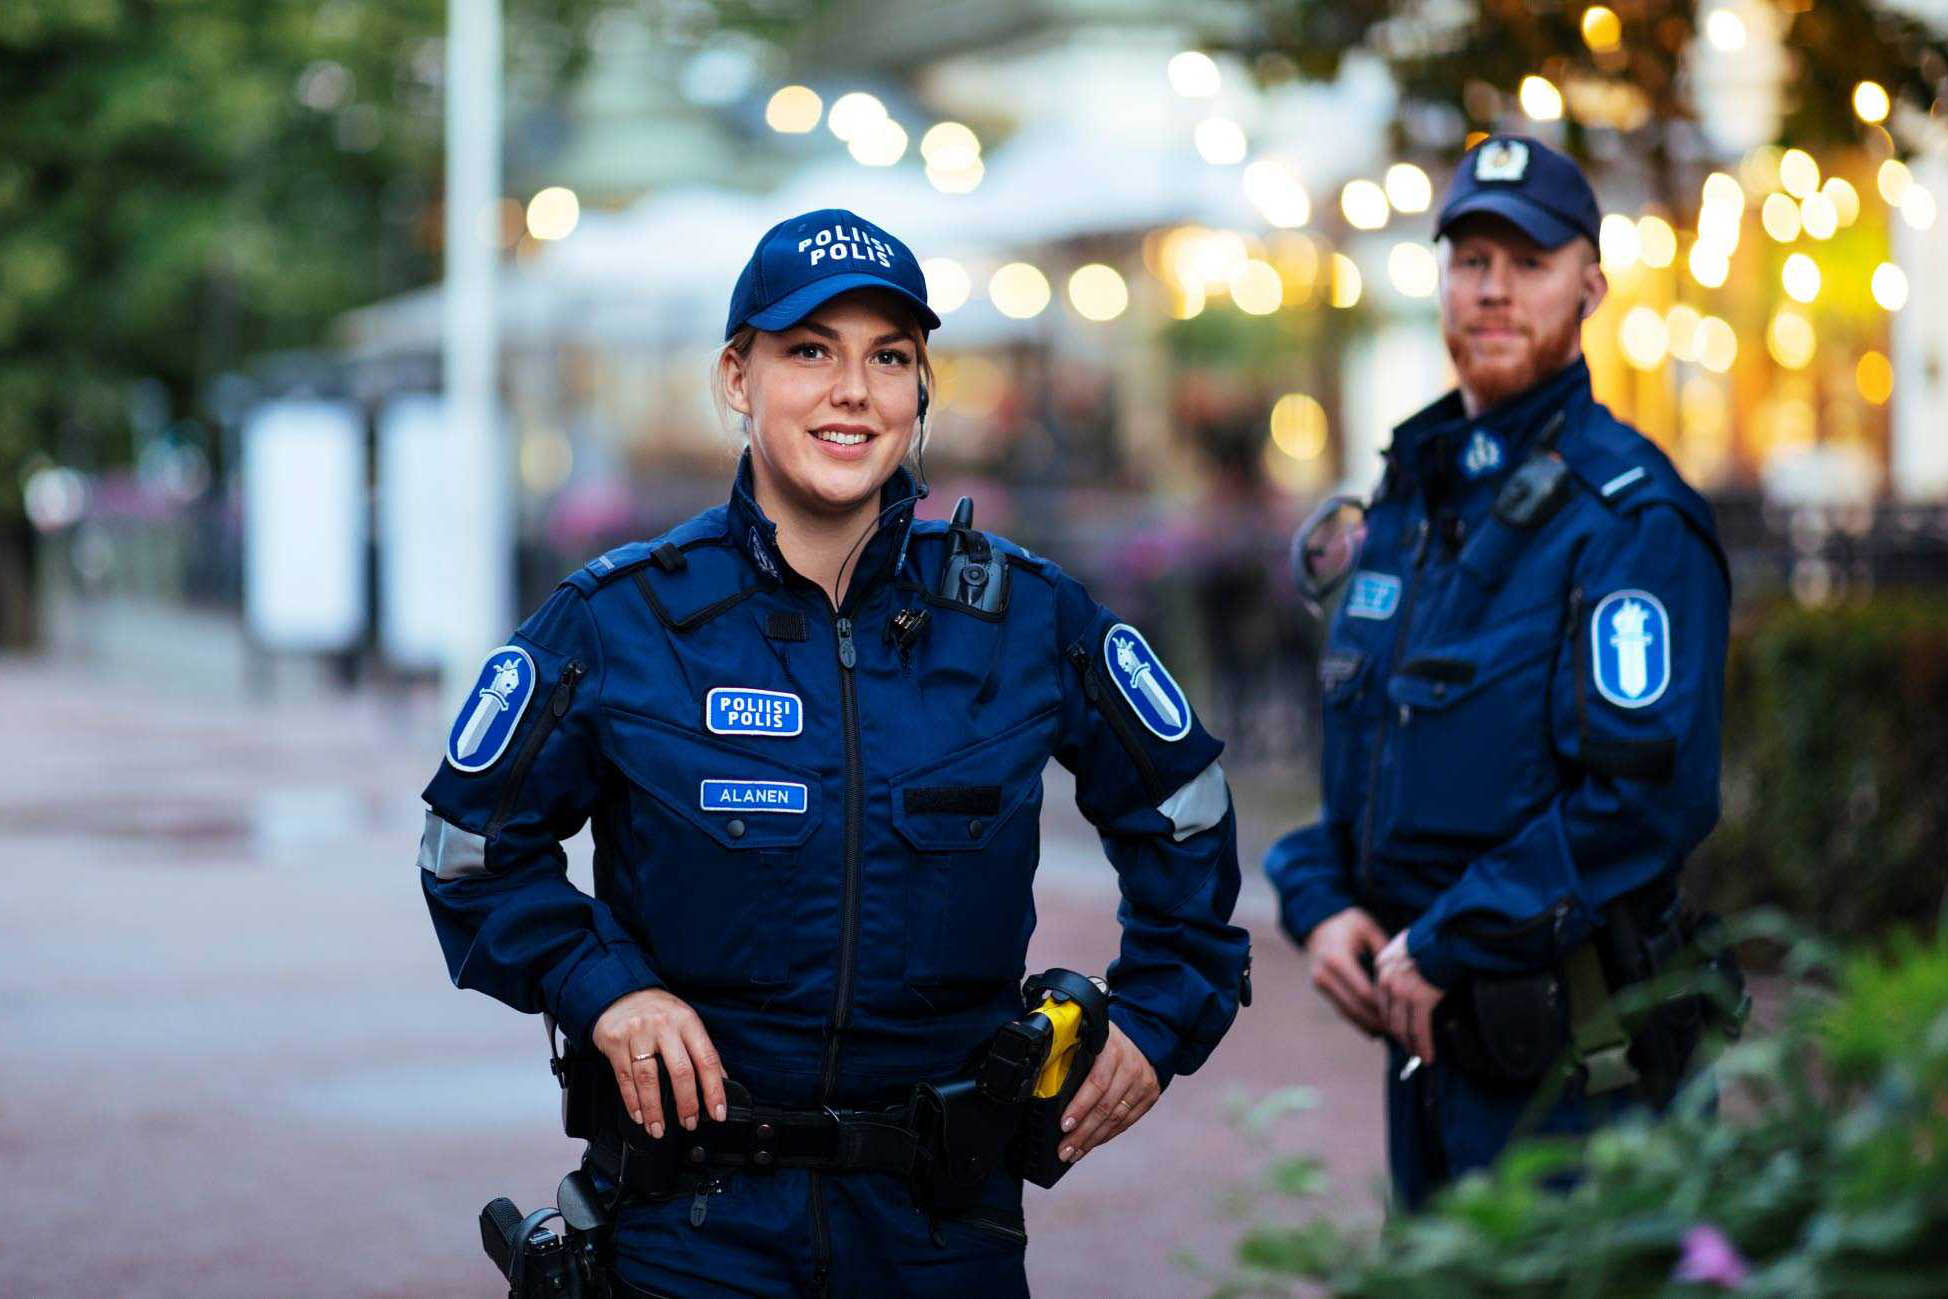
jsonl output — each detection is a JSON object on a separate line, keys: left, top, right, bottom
{"left": 1407, "top": 503, "right": 1729, "bottom": 987}
{"left": 417, "top": 585, "right": 660, "bottom": 1048}
{"left": 1048, "top": 572, "right": 1252, "bottom": 1088}
{"left": 1264, "top": 820, "right": 1358, "bottom": 947}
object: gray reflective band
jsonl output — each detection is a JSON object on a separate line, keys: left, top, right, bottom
{"left": 1601, "top": 466, "right": 1647, "bottom": 497}
{"left": 417, "top": 810, "right": 488, "bottom": 881}
{"left": 1157, "top": 761, "right": 1229, "bottom": 842}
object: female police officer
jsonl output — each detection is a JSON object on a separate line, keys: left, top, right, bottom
{"left": 417, "top": 208, "right": 1250, "bottom": 1297}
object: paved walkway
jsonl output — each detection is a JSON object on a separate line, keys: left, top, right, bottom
{"left": 0, "top": 655, "right": 1386, "bottom": 1298}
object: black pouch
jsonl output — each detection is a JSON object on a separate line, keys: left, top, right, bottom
{"left": 908, "top": 1078, "right": 1019, "bottom": 1214}
{"left": 1435, "top": 970, "right": 1568, "bottom": 1089}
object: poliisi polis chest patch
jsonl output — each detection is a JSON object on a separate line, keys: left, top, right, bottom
{"left": 706, "top": 687, "right": 802, "bottom": 737}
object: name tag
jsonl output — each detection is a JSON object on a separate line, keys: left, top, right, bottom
{"left": 706, "top": 687, "right": 803, "bottom": 737}
{"left": 699, "top": 780, "right": 808, "bottom": 814}
{"left": 1347, "top": 571, "right": 1402, "bottom": 620}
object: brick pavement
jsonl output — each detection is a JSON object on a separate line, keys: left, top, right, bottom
{"left": 0, "top": 656, "right": 1387, "bottom": 1298}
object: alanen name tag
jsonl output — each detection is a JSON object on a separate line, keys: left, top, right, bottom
{"left": 699, "top": 780, "right": 808, "bottom": 814}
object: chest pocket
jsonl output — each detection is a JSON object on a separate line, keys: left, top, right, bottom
{"left": 1378, "top": 602, "right": 1563, "bottom": 844}
{"left": 605, "top": 708, "right": 822, "bottom": 989}
{"left": 891, "top": 707, "right": 1055, "bottom": 1007}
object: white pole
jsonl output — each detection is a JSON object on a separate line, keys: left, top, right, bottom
{"left": 441, "top": 0, "right": 512, "bottom": 703}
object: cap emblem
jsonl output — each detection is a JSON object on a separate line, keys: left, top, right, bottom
{"left": 1476, "top": 139, "right": 1530, "bottom": 183}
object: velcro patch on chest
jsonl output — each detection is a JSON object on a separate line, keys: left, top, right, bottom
{"left": 1346, "top": 571, "right": 1402, "bottom": 620}
{"left": 699, "top": 780, "right": 808, "bottom": 813}
{"left": 705, "top": 687, "right": 802, "bottom": 737}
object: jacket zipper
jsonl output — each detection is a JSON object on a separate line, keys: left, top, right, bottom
{"left": 484, "top": 660, "right": 586, "bottom": 838}
{"left": 1065, "top": 645, "right": 1167, "bottom": 802}
{"left": 820, "top": 614, "right": 863, "bottom": 1102}
{"left": 809, "top": 1169, "right": 833, "bottom": 1296}
{"left": 1359, "top": 519, "right": 1431, "bottom": 900}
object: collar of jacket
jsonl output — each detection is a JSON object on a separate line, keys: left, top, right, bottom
{"left": 723, "top": 449, "right": 921, "bottom": 598}
{"left": 1384, "top": 355, "right": 1593, "bottom": 499}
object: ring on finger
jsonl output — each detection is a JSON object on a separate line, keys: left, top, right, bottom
{"left": 631, "top": 1051, "right": 654, "bottom": 1062}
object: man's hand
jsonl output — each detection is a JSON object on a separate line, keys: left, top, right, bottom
{"left": 1304, "top": 907, "right": 1388, "bottom": 1036}
{"left": 590, "top": 988, "right": 728, "bottom": 1140}
{"left": 1374, "top": 931, "right": 1444, "bottom": 1063}
{"left": 1056, "top": 1022, "right": 1160, "bottom": 1164}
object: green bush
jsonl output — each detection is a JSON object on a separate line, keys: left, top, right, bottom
{"left": 1219, "top": 927, "right": 1948, "bottom": 1297}
{"left": 1695, "top": 597, "right": 1948, "bottom": 941}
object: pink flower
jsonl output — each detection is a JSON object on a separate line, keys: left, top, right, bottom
{"left": 1673, "top": 1223, "right": 1750, "bottom": 1289}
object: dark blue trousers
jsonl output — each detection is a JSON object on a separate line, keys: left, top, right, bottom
{"left": 605, "top": 1165, "right": 1029, "bottom": 1298}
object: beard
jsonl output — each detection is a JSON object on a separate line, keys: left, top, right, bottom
{"left": 1444, "top": 309, "right": 1584, "bottom": 412}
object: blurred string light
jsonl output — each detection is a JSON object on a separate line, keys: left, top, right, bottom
{"left": 765, "top": 85, "right": 822, "bottom": 133}
{"left": 1067, "top": 263, "right": 1129, "bottom": 322}
{"left": 1778, "top": 149, "right": 1819, "bottom": 198}
{"left": 1269, "top": 232, "right": 1321, "bottom": 302}
{"left": 1666, "top": 304, "right": 1702, "bottom": 362}
{"left": 1766, "top": 307, "right": 1816, "bottom": 369}
{"left": 922, "top": 122, "right": 984, "bottom": 193}
{"left": 23, "top": 465, "right": 88, "bottom": 532}
{"left": 1900, "top": 184, "right": 1937, "bottom": 230}
{"left": 1853, "top": 80, "right": 1891, "bottom": 124}
{"left": 1740, "top": 145, "right": 1783, "bottom": 193}
{"left": 1329, "top": 253, "right": 1362, "bottom": 308}
{"left": 1704, "top": 7, "right": 1746, "bottom": 51}
{"left": 1519, "top": 75, "right": 1564, "bottom": 122}
{"left": 1701, "top": 171, "right": 1745, "bottom": 212}
{"left": 1877, "top": 158, "right": 1912, "bottom": 205}
{"left": 1871, "top": 261, "right": 1909, "bottom": 311}
{"left": 827, "top": 92, "right": 887, "bottom": 143}
{"left": 989, "top": 262, "right": 1050, "bottom": 319}
{"left": 1242, "top": 160, "right": 1312, "bottom": 228}
{"left": 1822, "top": 177, "right": 1861, "bottom": 226}
{"left": 1230, "top": 259, "right": 1284, "bottom": 314}
{"left": 1695, "top": 315, "right": 1737, "bottom": 373}
{"left": 1170, "top": 281, "right": 1207, "bottom": 320}
{"left": 1168, "top": 50, "right": 1220, "bottom": 98}
{"left": 1599, "top": 214, "right": 1641, "bottom": 269}
{"left": 1761, "top": 192, "right": 1801, "bottom": 242}
{"left": 1782, "top": 252, "right": 1821, "bottom": 302}
{"left": 1688, "top": 241, "right": 1730, "bottom": 288}
{"left": 1636, "top": 214, "right": 1676, "bottom": 267}
{"left": 1856, "top": 350, "right": 1894, "bottom": 405}
{"left": 1341, "top": 179, "right": 1390, "bottom": 230}
{"left": 849, "top": 117, "right": 908, "bottom": 166}
{"left": 1581, "top": 5, "right": 1622, "bottom": 51}
{"left": 1619, "top": 306, "right": 1669, "bottom": 370}
{"left": 1384, "top": 163, "right": 1433, "bottom": 214}
{"left": 1800, "top": 191, "right": 1839, "bottom": 239}
{"left": 921, "top": 257, "right": 972, "bottom": 314}
{"left": 1269, "top": 393, "right": 1329, "bottom": 459}
{"left": 1195, "top": 118, "right": 1249, "bottom": 165}
{"left": 526, "top": 186, "right": 580, "bottom": 241}
{"left": 1388, "top": 241, "right": 1439, "bottom": 297}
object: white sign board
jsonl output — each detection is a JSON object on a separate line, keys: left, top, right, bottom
{"left": 242, "top": 400, "right": 367, "bottom": 652}
{"left": 378, "top": 394, "right": 457, "bottom": 670}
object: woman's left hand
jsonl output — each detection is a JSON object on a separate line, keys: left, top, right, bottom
{"left": 1057, "top": 1022, "right": 1160, "bottom": 1163}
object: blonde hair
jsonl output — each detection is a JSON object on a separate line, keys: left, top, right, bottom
{"left": 710, "top": 306, "right": 936, "bottom": 459}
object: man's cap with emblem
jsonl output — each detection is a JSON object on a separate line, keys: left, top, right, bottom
{"left": 725, "top": 208, "right": 940, "bottom": 340}
{"left": 1435, "top": 135, "right": 1602, "bottom": 250}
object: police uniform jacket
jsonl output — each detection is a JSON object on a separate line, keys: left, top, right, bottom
{"left": 420, "top": 456, "right": 1251, "bottom": 1110}
{"left": 1266, "top": 359, "right": 1729, "bottom": 988}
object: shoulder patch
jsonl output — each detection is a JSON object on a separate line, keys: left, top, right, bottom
{"left": 1591, "top": 590, "right": 1671, "bottom": 709}
{"left": 1104, "top": 623, "right": 1192, "bottom": 741}
{"left": 446, "top": 646, "right": 537, "bottom": 772}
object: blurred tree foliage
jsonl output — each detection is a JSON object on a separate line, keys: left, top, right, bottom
{"left": 1234, "top": 0, "right": 1948, "bottom": 198}
{"left": 1694, "top": 596, "right": 1948, "bottom": 942}
{"left": 1217, "top": 925, "right": 1948, "bottom": 1296}
{"left": 0, "top": 0, "right": 599, "bottom": 505}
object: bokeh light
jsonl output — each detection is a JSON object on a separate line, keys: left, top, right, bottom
{"left": 1704, "top": 8, "right": 1747, "bottom": 51}
{"left": 1761, "top": 192, "right": 1801, "bottom": 242}
{"left": 1823, "top": 177, "right": 1861, "bottom": 226}
{"left": 1666, "top": 304, "right": 1702, "bottom": 363}
{"left": 1229, "top": 259, "right": 1284, "bottom": 314}
{"left": 1800, "top": 192, "right": 1838, "bottom": 240}
{"left": 1871, "top": 261, "right": 1909, "bottom": 311}
{"left": 1853, "top": 80, "right": 1891, "bottom": 124}
{"left": 1781, "top": 252, "right": 1821, "bottom": 303}
{"left": 1384, "top": 163, "right": 1433, "bottom": 214}
{"left": 1582, "top": 5, "right": 1622, "bottom": 51}
{"left": 989, "top": 262, "right": 1050, "bottom": 319}
{"left": 764, "top": 85, "right": 822, "bottom": 134}
{"left": 1388, "top": 242, "right": 1438, "bottom": 298}
{"left": 1688, "top": 241, "right": 1730, "bottom": 289}
{"left": 525, "top": 186, "right": 579, "bottom": 241}
{"left": 1856, "top": 350, "right": 1894, "bottom": 405}
{"left": 1766, "top": 308, "right": 1816, "bottom": 370}
{"left": 1619, "top": 306, "right": 1669, "bottom": 370}
{"left": 920, "top": 122, "right": 981, "bottom": 171}
{"left": 1194, "top": 118, "right": 1249, "bottom": 166}
{"left": 1519, "top": 75, "right": 1564, "bottom": 122}
{"left": 1242, "top": 160, "right": 1312, "bottom": 228}
{"left": 1329, "top": 253, "right": 1362, "bottom": 308}
{"left": 1067, "top": 263, "right": 1128, "bottom": 322}
{"left": 1637, "top": 214, "right": 1676, "bottom": 267}
{"left": 1341, "top": 179, "right": 1390, "bottom": 230}
{"left": 827, "top": 92, "right": 887, "bottom": 143}
{"left": 1269, "top": 393, "right": 1329, "bottom": 459}
{"left": 920, "top": 258, "right": 971, "bottom": 314}
{"left": 1599, "top": 213, "right": 1641, "bottom": 270}
{"left": 1695, "top": 316, "right": 1738, "bottom": 373}
{"left": 1167, "top": 51, "right": 1220, "bottom": 98}
{"left": 1878, "top": 158, "right": 1913, "bottom": 206}
{"left": 1778, "top": 149, "right": 1820, "bottom": 198}
{"left": 1900, "top": 185, "right": 1937, "bottom": 231}
{"left": 847, "top": 117, "right": 908, "bottom": 166}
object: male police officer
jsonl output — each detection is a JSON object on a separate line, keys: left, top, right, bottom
{"left": 1266, "top": 135, "right": 1730, "bottom": 1209}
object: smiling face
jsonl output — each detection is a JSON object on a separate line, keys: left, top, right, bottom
{"left": 720, "top": 289, "right": 927, "bottom": 523}
{"left": 1439, "top": 214, "right": 1606, "bottom": 414}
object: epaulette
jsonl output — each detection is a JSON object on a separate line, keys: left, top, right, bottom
{"left": 560, "top": 511, "right": 758, "bottom": 629}
{"left": 1559, "top": 408, "right": 1727, "bottom": 583}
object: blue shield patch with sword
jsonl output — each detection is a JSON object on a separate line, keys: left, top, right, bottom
{"left": 446, "top": 645, "right": 537, "bottom": 772}
{"left": 1104, "top": 623, "right": 1192, "bottom": 742}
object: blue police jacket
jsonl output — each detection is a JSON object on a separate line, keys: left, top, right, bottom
{"left": 1266, "top": 358, "right": 1729, "bottom": 988}
{"left": 419, "top": 454, "right": 1250, "bottom": 1109}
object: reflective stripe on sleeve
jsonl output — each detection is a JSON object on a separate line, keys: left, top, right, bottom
{"left": 1156, "top": 761, "right": 1229, "bottom": 842}
{"left": 417, "top": 810, "right": 489, "bottom": 881}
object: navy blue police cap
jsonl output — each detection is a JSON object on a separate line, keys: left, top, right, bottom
{"left": 1435, "top": 135, "right": 1602, "bottom": 250}
{"left": 725, "top": 208, "right": 940, "bottom": 340}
